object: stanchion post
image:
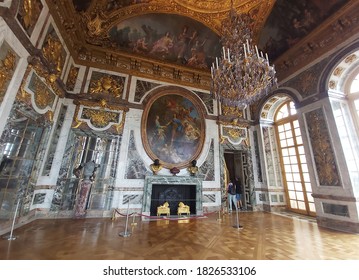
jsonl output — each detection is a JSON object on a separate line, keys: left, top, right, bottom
{"left": 131, "top": 212, "right": 137, "bottom": 226}
{"left": 232, "top": 209, "right": 243, "bottom": 230}
{"left": 119, "top": 200, "right": 131, "bottom": 237}
{"left": 5, "top": 199, "right": 21, "bottom": 240}
{"left": 216, "top": 209, "right": 222, "bottom": 222}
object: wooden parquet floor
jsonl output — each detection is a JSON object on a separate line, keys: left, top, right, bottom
{"left": 1, "top": 211, "right": 359, "bottom": 260}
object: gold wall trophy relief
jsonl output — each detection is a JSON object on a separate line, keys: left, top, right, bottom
{"left": 41, "top": 33, "right": 65, "bottom": 76}
{"left": 89, "top": 75, "right": 124, "bottom": 98}
{"left": 17, "top": 0, "right": 43, "bottom": 35}
{"left": 0, "top": 50, "right": 17, "bottom": 102}
{"left": 66, "top": 66, "right": 80, "bottom": 91}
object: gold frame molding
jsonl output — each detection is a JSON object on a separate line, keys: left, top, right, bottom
{"left": 141, "top": 86, "right": 205, "bottom": 169}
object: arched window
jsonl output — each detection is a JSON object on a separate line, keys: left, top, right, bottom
{"left": 349, "top": 71, "right": 359, "bottom": 124}
{"left": 275, "top": 101, "right": 316, "bottom": 216}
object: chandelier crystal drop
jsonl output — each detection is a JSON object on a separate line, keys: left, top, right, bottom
{"left": 211, "top": 8, "right": 277, "bottom": 109}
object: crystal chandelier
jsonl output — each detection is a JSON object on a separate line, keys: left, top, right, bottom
{"left": 211, "top": 6, "right": 277, "bottom": 109}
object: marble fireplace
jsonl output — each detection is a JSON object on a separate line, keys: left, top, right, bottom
{"left": 142, "top": 175, "right": 204, "bottom": 219}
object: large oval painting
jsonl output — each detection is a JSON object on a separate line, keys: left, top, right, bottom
{"left": 142, "top": 88, "right": 205, "bottom": 168}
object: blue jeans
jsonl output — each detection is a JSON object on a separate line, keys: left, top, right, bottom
{"left": 228, "top": 194, "right": 237, "bottom": 211}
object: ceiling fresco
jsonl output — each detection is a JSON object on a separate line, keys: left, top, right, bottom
{"left": 54, "top": 0, "right": 354, "bottom": 86}
{"left": 258, "top": 0, "right": 349, "bottom": 61}
{"left": 108, "top": 14, "right": 221, "bottom": 70}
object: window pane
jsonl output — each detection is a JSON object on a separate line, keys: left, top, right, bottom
{"left": 293, "top": 173, "right": 301, "bottom": 181}
{"left": 279, "top": 132, "right": 286, "bottom": 139}
{"left": 290, "top": 200, "right": 298, "bottom": 209}
{"left": 296, "top": 136, "right": 303, "bottom": 145}
{"left": 282, "top": 148, "right": 288, "bottom": 156}
{"left": 301, "top": 164, "right": 308, "bottom": 172}
{"left": 297, "top": 146, "right": 304, "bottom": 154}
{"left": 298, "top": 201, "right": 306, "bottom": 210}
{"left": 287, "top": 182, "right": 295, "bottom": 190}
{"left": 350, "top": 73, "right": 359, "bottom": 93}
{"left": 283, "top": 156, "right": 290, "bottom": 164}
{"left": 309, "top": 203, "right": 316, "bottom": 212}
{"left": 285, "top": 130, "right": 293, "bottom": 138}
{"left": 307, "top": 195, "right": 314, "bottom": 202}
{"left": 281, "top": 139, "right": 287, "bottom": 147}
{"left": 291, "top": 164, "right": 299, "bottom": 172}
{"left": 287, "top": 138, "right": 294, "bottom": 146}
{"left": 300, "top": 155, "right": 307, "bottom": 163}
{"left": 296, "top": 191, "right": 304, "bottom": 201}
{"left": 286, "top": 173, "right": 293, "bottom": 181}
{"left": 293, "top": 120, "right": 299, "bottom": 128}
{"left": 284, "top": 165, "right": 292, "bottom": 172}
{"left": 295, "top": 182, "right": 302, "bottom": 191}
{"left": 303, "top": 172, "right": 310, "bottom": 182}
{"left": 289, "top": 191, "right": 296, "bottom": 199}
{"left": 289, "top": 148, "right": 296, "bottom": 155}
{"left": 290, "top": 156, "right": 298, "bottom": 164}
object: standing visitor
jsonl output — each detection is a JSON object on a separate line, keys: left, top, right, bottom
{"left": 227, "top": 180, "right": 237, "bottom": 213}
{"left": 234, "top": 177, "right": 243, "bottom": 210}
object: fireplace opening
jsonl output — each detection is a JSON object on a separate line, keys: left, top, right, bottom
{"left": 150, "top": 184, "right": 196, "bottom": 216}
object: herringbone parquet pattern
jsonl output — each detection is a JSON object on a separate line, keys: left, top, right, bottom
{"left": 1, "top": 211, "right": 359, "bottom": 260}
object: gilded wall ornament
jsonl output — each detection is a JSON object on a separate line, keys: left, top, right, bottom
{"left": 90, "top": 75, "right": 124, "bottom": 98}
{"left": 306, "top": 108, "right": 341, "bottom": 186}
{"left": 42, "top": 34, "right": 65, "bottom": 74}
{"left": 221, "top": 104, "right": 243, "bottom": 117}
{"left": 344, "top": 54, "right": 357, "bottom": 64}
{"left": 66, "top": 66, "right": 79, "bottom": 91}
{"left": 0, "top": 50, "right": 17, "bottom": 101}
{"left": 17, "top": 0, "right": 43, "bottom": 35}
{"left": 27, "top": 72, "right": 56, "bottom": 110}
{"left": 222, "top": 126, "right": 247, "bottom": 145}
{"left": 82, "top": 11, "right": 109, "bottom": 44}
{"left": 81, "top": 108, "right": 119, "bottom": 128}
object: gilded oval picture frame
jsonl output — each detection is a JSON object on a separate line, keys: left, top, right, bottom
{"left": 142, "top": 88, "right": 205, "bottom": 169}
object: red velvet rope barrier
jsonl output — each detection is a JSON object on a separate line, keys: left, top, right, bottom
{"left": 112, "top": 209, "right": 220, "bottom": 221}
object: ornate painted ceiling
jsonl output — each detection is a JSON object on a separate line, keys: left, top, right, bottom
{"left": 44, "top": 0, "right": 353, "bottom": 88}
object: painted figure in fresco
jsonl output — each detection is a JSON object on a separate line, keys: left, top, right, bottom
{"left": 150, "top": 31, "right": 174, "bottom": 58}
{"left": 151, "top": 115, "right": 167, "bottom": 145}
{"left": 167, "top": 113, "right": 184, "bottom": 148}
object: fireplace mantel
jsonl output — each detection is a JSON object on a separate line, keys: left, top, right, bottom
{"left": 142, "top": 175, "right": 204, "bottom": 219}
